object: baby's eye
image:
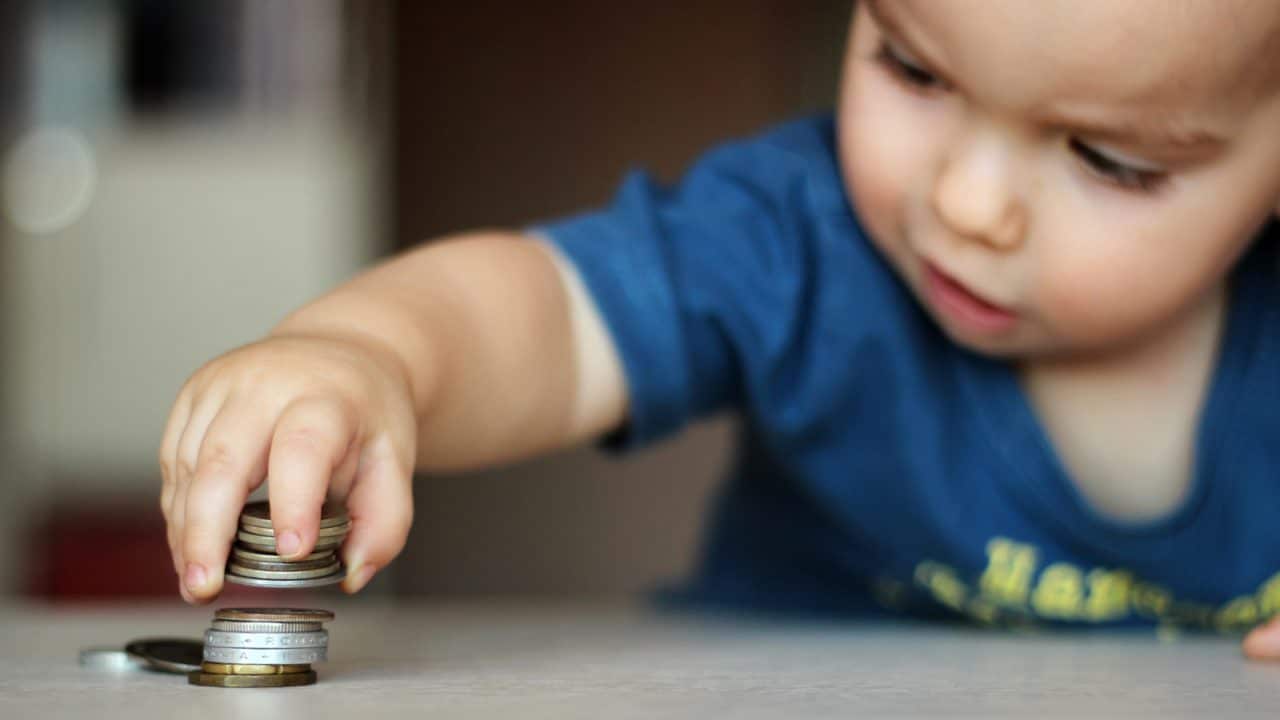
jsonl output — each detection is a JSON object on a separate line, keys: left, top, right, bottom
{"left": 874, "top": 41, "right": 943, "bottom": 91}
{"left": 1069, "top": 139, "right": 1167, "bottom": 193}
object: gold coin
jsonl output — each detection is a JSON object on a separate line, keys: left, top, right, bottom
{"left": 188, "top": 670, "right": 317, "bottom": 688}
{"left": 201, "top": 662, "right": 311, "bottom": 675}
{"left": 240, "top": 501, "right": 349, "bottom": 529}
{"left": 214, "top": 608, "right": 335, "bottom": 623}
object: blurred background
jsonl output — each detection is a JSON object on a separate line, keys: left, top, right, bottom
{"left": 0, "top": 0, "right": 848, "bottom": 605}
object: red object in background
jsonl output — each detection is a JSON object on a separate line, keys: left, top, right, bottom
{"left": 25, "top": 502, "right": 176, "bottom": 599}
{"left": 24, "top": 501, "right": 309, "bottom": 603}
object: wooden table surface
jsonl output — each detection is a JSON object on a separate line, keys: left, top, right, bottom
{"left": 1, "top": 599, "right": 1277, "bottom": 718}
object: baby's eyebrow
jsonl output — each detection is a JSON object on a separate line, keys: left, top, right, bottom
{"left": 1038, "top": 111, "right": 1227, "bottom": 153}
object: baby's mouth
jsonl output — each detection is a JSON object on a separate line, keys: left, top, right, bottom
{"left": 922, "top": 262, "right": 1018, "bottom": 335}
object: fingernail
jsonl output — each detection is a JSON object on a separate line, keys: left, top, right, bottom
{"left": 349, "top": 564, "right": 376, "bottom": 592}
{"left": 277, "top": 531, "right": 300, "bottom": 557}
{"left": 184, "top": 562, "right": 207, "bottom": 593}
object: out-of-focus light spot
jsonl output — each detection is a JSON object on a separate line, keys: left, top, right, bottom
{"left": 3, "top": 126, "right": 98, "bottom": 235}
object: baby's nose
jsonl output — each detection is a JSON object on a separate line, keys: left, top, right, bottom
{"left": 930, "top": 131, "right": 1027, "bottom": 251}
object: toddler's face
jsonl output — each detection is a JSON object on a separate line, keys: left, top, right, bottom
{"left": 838, "top": 0, "right": 1280, "bottom": 358}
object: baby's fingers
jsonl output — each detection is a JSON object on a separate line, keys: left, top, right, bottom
{"left": 169, "top": 388, "right": 232, "bottom": 592}
{"left": 341, "top": 436, "right": 414, "bottom": 594}
{"left": 267, "top": 398, "right": 358, "bottom": 561}
{"left": 181, "top": 398, "right": 274, "bottom": 602}
{"left": 158, "top": 388, "right": 194, "bottom": 573}
{"left": 1243, "top": 618, "right": 1280, "bottom": 660}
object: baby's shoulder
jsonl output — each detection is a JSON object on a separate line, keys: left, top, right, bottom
{"left": 702, "top": 114, "right": 839, "bottom": 180}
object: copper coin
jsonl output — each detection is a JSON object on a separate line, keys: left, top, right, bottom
{"left": 240, "top": 501, "right": 349, "bottom": 529}
{"left": 188, "top": 669, "right": 317, "bottom": 688}
{"left": 238, "top": 521, "right": 351, "bottom": 539}
{"left": 201, "top": 662, "right": 311, "bottom": 675}
{"left": 214, "top": 608, "right": 335, "bottom": 623}
{"left": 210, "top": 620, "right": 323, "bottom": 633}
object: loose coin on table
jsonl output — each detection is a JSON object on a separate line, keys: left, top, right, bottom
{"left": 79, "top": 648, "right": 147, "bottom": 672}
{"left": 125, "top": 638, "right": 204, "bottom": 674}
{"left": 189, "top": 670, "right": 318, "bottom": 688}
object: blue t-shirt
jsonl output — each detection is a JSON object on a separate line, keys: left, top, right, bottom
{"left": 540, "top": 114, "right": 1280, "bottom": 631}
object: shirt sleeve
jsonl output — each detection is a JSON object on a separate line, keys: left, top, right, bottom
{"left": 535, "top": 120, "right": 837, "bottom": 450}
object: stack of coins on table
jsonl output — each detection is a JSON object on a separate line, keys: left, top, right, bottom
{"left": 224, "top": 501, "right": 350, "bottom": 588}
{"left": 189, "top": 608, "right": 334, "bottom": 688}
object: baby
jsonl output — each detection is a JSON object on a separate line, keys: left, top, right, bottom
{"left": 159, "top": 1, "right": 1280, "bottom": 657}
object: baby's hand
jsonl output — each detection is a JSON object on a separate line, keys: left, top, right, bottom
{"left": 1244, "top": 618, "right": 1280, "bottom": 661}
{"left": 158, "top": 334, "right": 417, "bottom": 604}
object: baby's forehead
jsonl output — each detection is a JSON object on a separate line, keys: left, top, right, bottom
{"left": 901, "top": 0, "right": 1280, "bottom": 115}
{"left": 1115, "top": 1, "right": 1280, "bottom": 102}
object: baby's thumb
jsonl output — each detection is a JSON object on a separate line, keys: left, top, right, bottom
{"left": 340, "top": 439, "right": 414, "bottom": 593}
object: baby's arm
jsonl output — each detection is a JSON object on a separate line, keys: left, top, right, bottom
{"left": 158, "top": 231, "right": 626, "bottom": 603}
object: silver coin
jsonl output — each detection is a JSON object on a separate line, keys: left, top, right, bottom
{"left": 228, "top": 562, "right": 341, "bottom": 580}
{"left": 236, "top": 531, "right": 343, "bottom": 551}
{"left": 202, "top": 645, "right": 327, "bottom": 664}
{"left": 203, "top": 629, "right": 328, "bottom": 649}
{"left": 125, "top": 638, "right": 204, "bottom": 674}
{"left": 240, "top": 500, "right": 349, "bottom": 529}
{"left": 231, "top": 547, "right": 334, "bottom": 564}
{"left": 239, "top": 521, "right": 351, "bottom": 539}
{"left": 229, "top": 555, "right": 338, "bottom": 572}
{"left": 79, "top": 648, "right": 147, "bottom": 672}
{"left": 209, "top": 620, "right": 324, "bottom": 633}
{"left": 224, "top": 567, "right": 347, "bottom": 589}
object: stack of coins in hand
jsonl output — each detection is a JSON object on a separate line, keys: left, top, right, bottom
{"left": 189, "top": 608, "right": 333, "bottom": 688}
{"left": 224, "top": 501, "right": 349, "bottom": 588}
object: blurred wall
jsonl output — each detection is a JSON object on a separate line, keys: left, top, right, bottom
{"left": 391, "top": 1, "right": 850, "bottom": 596}
{"left": 0, "top": 0, "right": 30, "bottom": 598}
{"left": 0, "top": 0, "right": 390, "bottom": 598}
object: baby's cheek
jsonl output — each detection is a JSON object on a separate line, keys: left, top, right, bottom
{"left": 1033, "top": 263, "right": 1137, "bottom": 348}
{"left": 839, "top": 107, "right": 911, "bottom": 253}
